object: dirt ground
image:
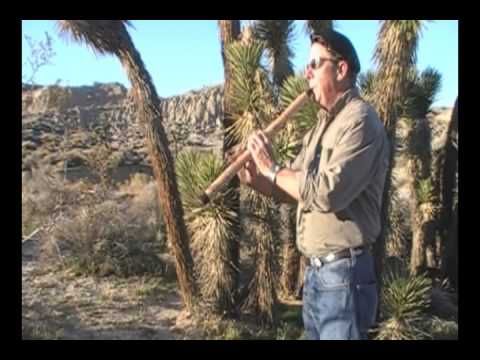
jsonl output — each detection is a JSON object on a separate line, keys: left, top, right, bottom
{"left": 22, "top": 235, "right": 202, "bottom": 340}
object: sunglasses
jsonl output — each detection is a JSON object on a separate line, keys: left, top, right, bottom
{"left": 306, "top": 57, "right": 338, "bottom": 71}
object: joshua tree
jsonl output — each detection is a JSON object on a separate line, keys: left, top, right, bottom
{"left": 56, "top": 20, "right": 197, "bottom": 311}
{"left": 176, "top": 150, "right": 239, "bottom": 315}
{"left": 224, "top": 30, "right": 280, "bottom": 326}
{"left": 252, "top": 20, "right": 296, "bottom": 95}
{"left": 217, "top": 20, "right": 242, "bottom": 312}
{"left": 401, "top": 67, "right": 442, "bottom": 274}
{"left": 251, "top": 20, "right": 297, "bottom": 301}
{"left": 371, "top": 20, "right": 426, "bottom": 294}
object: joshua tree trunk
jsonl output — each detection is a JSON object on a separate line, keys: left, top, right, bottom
{"left": 439, "top": 98, "right": 458, "bottom": 284}
{"left": 279, "top": 203, "right": 299, "bottom": 298}
{"left": 295, "top": 255, "right": 307, "bottom": 299}
{"left": 125, "top": 53, "right": 197, "bottom": 311}
{"left": 442, "top": 203, "right": 458, "bottom": 288}
{"left": 406, "top": 117, "right": 440, "bottom": 274}
{"left": 241, "top": 207, "right": 279, "bottom": 327}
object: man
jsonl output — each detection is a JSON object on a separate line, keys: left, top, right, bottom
{"left": 232, "top": 29, "right": 390, "bottom": 340}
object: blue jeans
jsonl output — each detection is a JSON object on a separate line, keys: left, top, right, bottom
{"left": 302, "top": 250, "right": 378, "bottom": 340}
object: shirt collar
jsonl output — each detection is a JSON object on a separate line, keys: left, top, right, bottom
{"left": 318, "top": 87, "right": 360, "bottom": 121}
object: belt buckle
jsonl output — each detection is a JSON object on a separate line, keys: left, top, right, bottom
{"left": 324, "top": 252, "right": 336, "bottom": 262}
{"left": 312, "top": 257, "right": 322, "bottom": 268}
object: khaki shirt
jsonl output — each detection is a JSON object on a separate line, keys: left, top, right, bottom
{"left": 288, "top": 87, "right": 390, "bottom": 258}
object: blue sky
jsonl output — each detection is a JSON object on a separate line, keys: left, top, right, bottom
{"left": 21, "top": 20, "right": 458, "bottom": 108}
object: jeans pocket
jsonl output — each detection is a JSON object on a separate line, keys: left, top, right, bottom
{"left": 317, "top": 258, "right": 352, "bottom": 290}
{"left": 355, "top": 282, "right": 378, "bottom": 336}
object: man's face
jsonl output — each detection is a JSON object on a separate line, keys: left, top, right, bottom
{"left": 305, "top": 42, "right": 343, "bottom": 109}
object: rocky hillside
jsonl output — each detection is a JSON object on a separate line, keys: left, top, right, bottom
{"left": 22, "top": 82, "right": 454, "bottom": 198}
{"left": 22, "top": 83, "right": 224, "bottom": 174}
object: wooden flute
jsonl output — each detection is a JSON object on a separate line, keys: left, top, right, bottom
{"left": 200, "top": 88, "right": 314, "bottom": 205}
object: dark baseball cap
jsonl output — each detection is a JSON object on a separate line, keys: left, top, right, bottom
{"left": 310, "top": 29, "right": 361, "bottom": 76}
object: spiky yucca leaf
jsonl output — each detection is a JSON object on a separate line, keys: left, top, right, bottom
{"left": 416, "top": 178, "right": 434, "bottom": 205}
{"left": 273, "top": 75, "right": 319, "bottom": 163}
{"left": 402, "top": 67, "right": 442, "bottom": 119}
{"left": 225, "top": 39, "right": 275, "bottom": 146}
{"left": 252, "top": 20, "right": 296, "bottom": 89}
{"left": 176, "top": 150, "right": 239, "bottom": 312}
{"left": 358, "top": 70, "right": 377, "bottom": 102}
{"left": 225, "top": 39, "right": 270, "bottom": 114}
{"left": 304, "top": 20, "right": 335, "bottom": 36}
{"left": 373, "top": 20, "right": 426, "bottom": 131}
{"left": 382, "top": 271, "right": 432, "bottom": 320}
{"left": 56, "top": 20, "right": 133, "bottom": 56}
{"left": 385, "top": 169, "right": 411, "bottom": 258}
{"left": 278, "top": 75, "right": 318, "bottom": 136}
{"left": 176, "top": 150, "right": 236, "bottom": 219}
{"left": 375, "top": 270, "right": 432, "bottom": 340}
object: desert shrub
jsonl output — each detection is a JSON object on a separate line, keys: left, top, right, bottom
{"left": 43, "top": 197, "right": 164, "bottom": 277}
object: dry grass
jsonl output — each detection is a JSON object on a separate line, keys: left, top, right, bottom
{"left": 118, "top": 173, "right": 166, "bottom": 249}
{"left": 22, "top": 166, "right": 95, "bottom": 239}
{"left": 42, "top": 198, "right": 163, "bottom": 277}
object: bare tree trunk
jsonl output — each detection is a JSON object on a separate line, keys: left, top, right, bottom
{"left": 118, "top": 46, "right": 197, "bottom": 313}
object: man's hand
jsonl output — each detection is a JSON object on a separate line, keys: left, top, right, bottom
{"left": 225, "top": 146, "right": 258, "bottom": 187}
{"left": 247, "top": 130, "right": 274, "bottom": 178}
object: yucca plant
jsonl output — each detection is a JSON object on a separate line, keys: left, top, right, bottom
{"left": 218, "top": 21, "right": 242, "bottom": 313}
{"left": 401, "top": 67, "right": 442, "bottom": 119}
{"left": 252, "top": 21, "right": 306, "bottom": 301}
{"left": 370, "top": 20, "right": 426, "bottom": 303}
{"left": 375, "top": 269, "right": 432, "bottom": 340}
{"left": 276, "top": 75, "right": 319, "bottom": 161}
{"left": 401, "top": 66, "right": 442, "bottom": 274}
{"left": 176, "top": 150, "right": 239, "bottom": 315}
{"left": 358, "top": 70, "right": 377, "bottom": 103}
{"left": 226, "top": 37, "right": 275, "bottom": 146}
{"left": 385, "top": 169, "right": 411, "bottom": 259}
{"left": 224, "top": 32, "right": 280, "bottom": 326}
{"left": 252, "top": 20, "right": 296, "bottom": 96}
